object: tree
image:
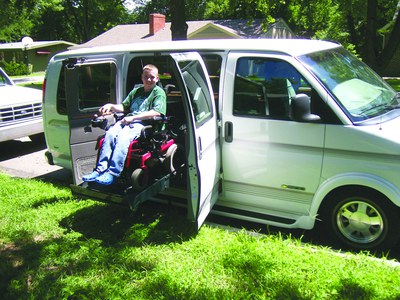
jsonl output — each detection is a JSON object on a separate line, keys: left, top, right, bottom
{"left": 170, "top": 0, "right": 188, "bottom": 40}
{"left": 0, "top": 0, "right": 37, "bottom": 42}
{"left": 372, "top": 0, "right": 400, "bottom": 74}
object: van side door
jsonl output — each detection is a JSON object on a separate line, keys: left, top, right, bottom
{"left": 221, "top": 53, "right": 328, "bottom": 222}
{"left": 171, "top": 52, "right": 221, "bottom": 228}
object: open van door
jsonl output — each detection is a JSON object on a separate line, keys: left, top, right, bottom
{"left": 171, "top": 52, "right": 221, "bottom": 228}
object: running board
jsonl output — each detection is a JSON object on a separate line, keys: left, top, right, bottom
{"left": 70, "top": 174, "right": 171, "bottom": 211}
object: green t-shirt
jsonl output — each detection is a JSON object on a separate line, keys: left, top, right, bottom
{"left": 122, "top": 85, "right": 166, "bottom": 116}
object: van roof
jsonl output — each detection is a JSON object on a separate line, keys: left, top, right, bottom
{"left": 59, "top": 38, "right": 340, "bottom": 58}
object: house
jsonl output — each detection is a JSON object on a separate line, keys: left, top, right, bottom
{"left": 0, "top": 40, "right": 76, "bottom": 73}
{"left": 71, "top": 13, "right": 295, "bottom": 49}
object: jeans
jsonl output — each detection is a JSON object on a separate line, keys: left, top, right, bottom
{"left": 96, "top": 121, "right": 144, "bottom": 176}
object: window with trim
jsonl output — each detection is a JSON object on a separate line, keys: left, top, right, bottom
{"left": 56, "top": 62, "right": 117, "bottom": 114}
{"left": 233, "top": 57, "right": 341, "bottom": 123}
{"left": 179, "top": 59, "right": 213, "bottom": 127}
{"left": 234, "top": 57, "right": 310, "bottom": 120}
{"left": 201, "top": 54, "right": 222, "bottom": 96}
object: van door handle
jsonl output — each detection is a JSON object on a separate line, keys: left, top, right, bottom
{"left": 225, "top": 121, "right": 233, "bottom": 143}
{"left": 198, "top": 137, "right": 203, "bottom": 160}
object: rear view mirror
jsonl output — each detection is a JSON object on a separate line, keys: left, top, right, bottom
{"left": 290, "top": 94, "right": 321, "bottom": 122}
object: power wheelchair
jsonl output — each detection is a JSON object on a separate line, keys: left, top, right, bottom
{"left": 90, "top": 112, "right": 185, "bottom": 191}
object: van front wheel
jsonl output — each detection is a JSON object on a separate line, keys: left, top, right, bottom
{"left": 320, "top": 188, "right": 400, "bottom": 250}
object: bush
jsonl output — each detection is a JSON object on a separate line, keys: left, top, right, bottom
{"left": 0, "top": 60, "right": 31, "bottom": 76}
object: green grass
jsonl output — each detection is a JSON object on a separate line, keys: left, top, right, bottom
{"left": 1, "top": 174, "right": 400, "bottom": 299}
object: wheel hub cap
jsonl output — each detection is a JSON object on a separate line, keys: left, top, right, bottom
{"left": 337, "top": 201, "right": 384, "bottom": 244}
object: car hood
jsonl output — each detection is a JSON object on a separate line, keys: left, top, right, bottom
{"left": 0, "top": 85, "right": 42, "bottom": 107}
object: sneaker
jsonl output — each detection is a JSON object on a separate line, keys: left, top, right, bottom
{"left": 95, "top": 172, "right": 115, "bottom": 185}
{"left": 82, "top": 170, "right": 100, "bottom": 182}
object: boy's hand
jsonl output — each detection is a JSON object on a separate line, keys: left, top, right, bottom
{"left": 99, "top": 103, "right": 114, "bottom": 115}
{"left": 121, "top": 115, "right": 135, "bottom": 125}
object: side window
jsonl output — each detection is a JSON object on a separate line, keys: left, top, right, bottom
{"left": 179, "top": 60, "right": 213, "bottom": 127}
{"left": 201, "top": 54, "right": 222, "bottom": 99}
{"left": 56, "top": 62, "right": 116, "bottom": 114}
{"left": 233, "top": 57, "right": 310, "bottom": 120}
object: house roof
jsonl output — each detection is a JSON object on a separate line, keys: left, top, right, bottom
{"left": 0, "top": 40, "right": 76, "bottom": 50}
{"left": 72, "top": 18, "right": 295, "bottom": 49}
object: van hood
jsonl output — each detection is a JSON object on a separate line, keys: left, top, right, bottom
{"left": 0, "top": 85, "right": 42, "bottom": 107}
{"left": 326, "top": 115, "right": 400, "bottom": 155}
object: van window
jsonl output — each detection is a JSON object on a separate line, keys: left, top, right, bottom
{"left": 233, "top": 57, "right": 310, "bottom": 120}
{"left": 179, "top": 59, "right": 214, "bottom": 127}
{"left": 233, "top": 57, "right": 340, "bottom": 123}
{"left": 201, "top": 54, "right": 222, "bottom": 96}
{"left": 56, "top": 62, "right": 117, "bottom": 114}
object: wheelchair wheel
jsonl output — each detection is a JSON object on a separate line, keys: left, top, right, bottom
{"left": 131, "top": 168, "right": 148, "bottom": 191}
{"left": 163, "top": 143, "right": 178, "bottom": 174}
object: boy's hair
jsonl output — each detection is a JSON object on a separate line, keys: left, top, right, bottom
{"left": 142, "top": 64, "right": 158, "bottom": 74}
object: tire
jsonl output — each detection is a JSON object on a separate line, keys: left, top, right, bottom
{"left": 131, "top": 168, "right": 148, "bottom": 191}
{"left": 163, "top": 143, "right": 178, "bottom": 174}
{"left": 320, "top": 187, "right": 400, "bottom": 250}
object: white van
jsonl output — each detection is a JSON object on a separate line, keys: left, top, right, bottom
{"left": 43, "top": 39, "right": 400, "bottom": 250}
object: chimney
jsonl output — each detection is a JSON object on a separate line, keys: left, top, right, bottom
{"left": 149, "top": 13, "right": 166, "bottom": 35}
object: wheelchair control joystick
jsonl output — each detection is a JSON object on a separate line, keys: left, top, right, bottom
{"left": 91, "top": 114, "right": 108, "bottom": 130}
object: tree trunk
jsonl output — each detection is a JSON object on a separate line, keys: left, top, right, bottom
{"left": 170, "top": 0, "right": 188, "bottom": 40}
{"left": 375, "top": 0, "right": 400, "bottom": 75}
{"left": 364, "top": 0, "right": 378, "bottom": 68}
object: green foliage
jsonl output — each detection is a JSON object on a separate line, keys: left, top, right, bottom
{"left": 0, "top": 61, "right": 30, "bottom": 76}
{"left": 1, "top": 173, "right": 400, "bottom": 299}
{"left": 385, "top": 78, "right": 400, "bottom": 91}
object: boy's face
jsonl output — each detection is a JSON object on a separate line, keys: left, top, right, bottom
{"left": 141, "top": 69, "right": 159, "bottom": 91}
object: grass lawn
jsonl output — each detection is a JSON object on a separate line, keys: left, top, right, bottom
{"left": 1, "top": 174, "right": 400, "bottom": 299}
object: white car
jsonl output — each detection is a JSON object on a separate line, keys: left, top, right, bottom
{"left": 0, "top": 67, "right": 43, "bottom": 142}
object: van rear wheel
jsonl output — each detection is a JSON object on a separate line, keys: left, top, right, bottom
{"left": 320, "top": 188, "right": 400, "bottom": 250}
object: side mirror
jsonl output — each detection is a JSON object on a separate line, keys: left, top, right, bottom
{"left": 290, "top": 94, "right": 321, "bottom": 122}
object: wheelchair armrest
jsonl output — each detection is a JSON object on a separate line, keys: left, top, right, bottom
{"left": 140, "top": 125, "right": 154, "bottom": 139}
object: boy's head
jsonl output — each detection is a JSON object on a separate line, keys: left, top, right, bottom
{"left": 141, "top": 64, "right": 159, "bottom": 91}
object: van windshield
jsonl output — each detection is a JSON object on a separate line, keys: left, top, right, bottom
{"left": 298, "top": 47, "right": 399, "bottom": 123}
